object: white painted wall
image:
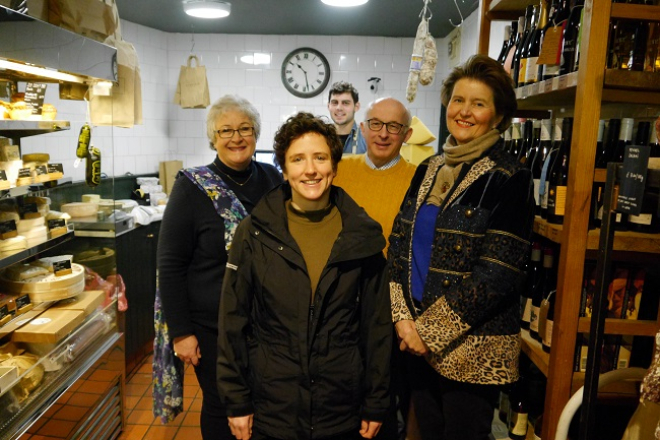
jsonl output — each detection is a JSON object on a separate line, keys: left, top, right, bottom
{"left": 19, "top": 8, "right": 483, "bottom": 179}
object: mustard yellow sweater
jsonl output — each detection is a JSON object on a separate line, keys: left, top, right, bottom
{"left": 334, "top": 155, "right": 416, "bottom": 251}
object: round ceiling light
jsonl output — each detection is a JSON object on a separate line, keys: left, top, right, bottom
{"left": 321, "top": 0, "right": 368, "bottom": 6}
{"left": 183, "top": 0, "right": 231, "bottom": 18}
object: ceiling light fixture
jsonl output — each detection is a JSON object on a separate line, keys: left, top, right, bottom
{"left": 183, "top": 0, "right": 231, "bottom": 18}
{"left": 321, "top": 0, "right": 368, "bottom": 6}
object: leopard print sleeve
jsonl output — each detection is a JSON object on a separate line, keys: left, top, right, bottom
{"left": 390, "top": 281, "right": 414, "bottom": 323}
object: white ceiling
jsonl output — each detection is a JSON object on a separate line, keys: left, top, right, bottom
{"left": 114, "top": 0, "right": 479, "bottom": 39}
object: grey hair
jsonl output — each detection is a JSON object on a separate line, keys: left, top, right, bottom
{"left": 206, "top": 95, "right": 261, "bottom": 150}
{"left": 365, "top": 97, "right": 412, "bottom": 126}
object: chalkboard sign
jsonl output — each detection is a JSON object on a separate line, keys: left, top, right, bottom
{"left": 617, "top": 144, "right": 651, "bottom": 215}
{"left": 24, "top": 82, "right": 47, "bottom": 114}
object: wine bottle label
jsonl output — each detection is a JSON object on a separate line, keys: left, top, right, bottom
{"left": 554, "top": 185, "right": 567, "bottom": 216}
{"left": 533, "top": 178, "right": 541, "bottom": 206}
{"left": 530, "top": 306, "right": 540, "bottom": 332}
{"left": 519, "top": 58, "right": 528, "bottom": 84}
{"left": 525, "top": 56, "right": 540, "bottom": 83}
{"left": 544, "top": 319, "right": 554, "bottom": 346}
{"left": 510, "top": 412, "right": 529, "bottom": 436}
{"left": 629, "top": 213, "right": 652, "bottom": 226}
{"left": 522, "top": 298, "right": 532, "bottom": 323}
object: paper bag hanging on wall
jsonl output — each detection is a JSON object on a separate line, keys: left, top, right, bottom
{"left": 89, "top": 35, "right": 143, "bottom": 128}
{"left": 174, "top": 55, "right": 210, "bottom": 109}
{"left": 48, "top": 0, "right": 119, "bottom": 42}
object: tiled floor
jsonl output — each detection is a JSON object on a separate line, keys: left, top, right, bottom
{"left": 118, "top": 354, "right": 203, "bottom": 440}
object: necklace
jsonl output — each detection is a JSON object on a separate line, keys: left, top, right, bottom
{"left": 211, "top": 162, "right": 254, "bottom": 186}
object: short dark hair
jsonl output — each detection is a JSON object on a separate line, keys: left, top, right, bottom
{"left": 328, "top": 81, "right": 359, "bottom": 104}
{"left": 273, "top": 112, "right": 343, "bottom": 173}
{"left": 441, "top": 54, "right": 517, "bottom": 132}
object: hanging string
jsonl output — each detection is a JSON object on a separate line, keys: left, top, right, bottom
{"left": 419, "top": 0, "right": 433, "bottom": 21}
{"left": 449, "top": 0, "right": 465, "bottom": 28}
{"left": 190, "top": 25, "right": 196, "bottom": 54}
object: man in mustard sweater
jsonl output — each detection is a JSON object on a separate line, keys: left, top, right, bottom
{"left": 334, "top": 97, "right": 417, "bottom": 252}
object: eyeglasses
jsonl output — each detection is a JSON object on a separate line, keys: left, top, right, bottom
{"left": 365, "top": 119, "right": 407, "bottom": 134}
{"left": 215, "top": 127, "right": 255, "bottom": 138}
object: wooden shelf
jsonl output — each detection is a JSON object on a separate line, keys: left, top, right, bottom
{"left": 611, "top": 3, "right": 660, "bottom": 21}
{"left": 534, "top": 217, "right": 660, "bottom": 253}
{"left": 521, "top": 329, "right": 549, "bottom": 377}
{"left": 578, "top": 318, "right": 660, "bottom": 336}
{"left": 488, "top": 0, "right": 536, "bottom": 12}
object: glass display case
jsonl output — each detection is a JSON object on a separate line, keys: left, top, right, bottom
{"left": 0, "top": 6, "right": 124, "bottom": 439}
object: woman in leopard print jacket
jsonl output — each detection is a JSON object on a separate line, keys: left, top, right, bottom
{"left": 387, "top": 55, "right": 535, "bottom": 440}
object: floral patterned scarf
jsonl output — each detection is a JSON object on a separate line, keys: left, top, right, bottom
{"left": 152, "top": 165, "right": 248, "bottom": 424}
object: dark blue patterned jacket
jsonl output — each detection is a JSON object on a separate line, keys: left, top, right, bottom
{"left": 388, "top": 139, "right": 534, "bottom": 385}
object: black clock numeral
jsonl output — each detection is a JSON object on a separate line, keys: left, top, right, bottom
{"left": 295, "top": 54, "right": 301, "bottom": 61}
{"left": 304, "top": 53, "right": 309, "bottom": 59}
{"left": 288, "top": 61, "right": 294, "bottom": 66}
{"left": 287, "top": 77, "right": 295, "bottom": 83}
{"left": 294, "top": 84, "right": 300, "bottom": 90}
{"left": 316, "top": 79, "right": 322, "bottom": 84}
{"left": 286, "top": 70, "right": 292, "bottom": 74}
{"left": 319, "top": 71, "right": 325, "bottom": 76}
{"left": 309, "top": 85, "right": 316, "bottom": 91}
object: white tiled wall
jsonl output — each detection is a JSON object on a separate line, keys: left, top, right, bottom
{"left": 20, "top": 8, "right": 482, "bottom": 179}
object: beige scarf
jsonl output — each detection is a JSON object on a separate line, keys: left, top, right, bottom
{"left": 428, "top": 129, "right": 502, "bottom": 207}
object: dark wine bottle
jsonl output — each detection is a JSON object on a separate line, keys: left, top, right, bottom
{"left": 540, "top": 118, "right": 563, "bottom": 219}
{"left": 508, "top": 379, "right": 529, "bottom": 440}
{"left": 525, "top": 119, "right": 542, "bottom": 169}
{"left": 651, "top": 121, "right": 660, "bottom": 156}
{"left": 595, "top": 118, "right": 621, "bottom": 168}
{"left": 498, "top": 389, "right": 511, "bottom": 424}
{"left": 531, "top": 119, "right": 552, "bottom": 212}
{"left": 613, "top": 118, "right": 634, "bottom": 162}
{"left": 541, "top": 289, "right": 555, "bottom": 352}
{"left": 646, "top": 18, "right": 660, "bottom": 72}
{"left": 547, "top": 117, "right": 573, "bottom": 224}
{"left": 559, "top": 0, "right": 584, "bottom": 75}
{"left": 519, "top": 5, "right": 540, "bottom": 87}
{"left": 524, "top": 0, "right": 548, "bottom": 85}
{"left": 513, "top": 6, "right": 534, "bottom": 86}
{"left": 611, "top": 16, "right": 649, "bottom": 71}
{"left": 522, "top": 242, "right": 542, "bottom": 329}
{"left": 542, "top": 0, "right": 570, "bottom": 80}
{"left": 593, "top": 119, "right": 606, "bottom": 166}
{"left": 510, "top": 119, "right": 523, "bottom": 158}
{"left": 498, "top": 25, "right": 513, "bottom": 64}
{"left": 518, "top": 119, "right": 535, "bottom": 165}
{"left": 530, "top": 246, "right": 553, "bottom": 341}
{"left": 635, "top": 120, "right": 651, "bottom": 147}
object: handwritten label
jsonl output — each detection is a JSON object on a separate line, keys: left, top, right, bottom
{"left": 24, "top": 83, "right": 47, "bottom": 114}
{"left": 617, "top": 145, "right": 650, "bottom": 215}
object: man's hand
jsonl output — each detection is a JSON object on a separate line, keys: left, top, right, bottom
{"left": 359, "top": 420, "right": 382, "bottom": 439}
{"left": 228, "top": 414, "right": 253, "bottom": 440}
{"left": 173, "top": 334, "right": 201, "bottom": 366}
{"left": 395, "top": 319, "right": 429, "bottom": 356}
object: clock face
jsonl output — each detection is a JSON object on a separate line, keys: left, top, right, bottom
{"left": 281, "top": 48, "right": 331, "bottom": 98}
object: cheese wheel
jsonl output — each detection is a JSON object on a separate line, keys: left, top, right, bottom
{"left": 16, "top": 217, "right": 45, "bottom": 233}
{"left": 60, "top": 203, "right": 98, "bottom": 218}
{"left": 0, "top": 236, "right": 27, "bottom": 250}
{"left": 81, "top": 194, "right": 101, "bottom": 204}
{"left": 0, "top": 263, "right": 84, "bottom": 295}
{"left": 22, "top": 153, "right": 49, "bottom": 163}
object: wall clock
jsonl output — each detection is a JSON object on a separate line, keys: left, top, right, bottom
{"left": 281, "top": 47, "right": 330, "bottom": 98}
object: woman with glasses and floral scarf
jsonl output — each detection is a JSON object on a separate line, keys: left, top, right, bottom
{"left": 156, "top": 95, "right": 282, "bottom": 439}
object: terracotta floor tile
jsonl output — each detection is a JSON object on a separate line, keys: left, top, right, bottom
{"left": 129, "top": 373, "right": 153, "bottom": 385}
{"left": 180, "top": 411, "right": 200, "bottom": 427}
{"left": 127, "top": 410, "right": 157, "bottom": 426}
{"left": 181, "top": 397, "right": 193, "bottom": 412}
{"left": 173, "top": 427, "right": 200, "bottom": 440}
{"left": 125, "top": 395, "right": 141, "bottom": 411}
{"left": 66, "top": 392, "right": 100, "bottom": 407}
{"left": 53, "top": 405, "right": 88, "bottom": 421}
{"left": 42, "top": 403, "right": 63, "bottom": 418}
{"left": 183, "top": 385, "right": 198, "bottom": 399}
{"left": 137, "top": 363, "right": 153, "bottom": 374}
{"left": 143, "top": 425, "right": 178, "bottom": 440}
{"left": 135, "top": 396, "right": 154, "bottom": 411}
{"left": 117, "top": 424, "right": 149, "bottom": 440}
{"left": 126, "top": 383, "right": 150, "bottom": 397}
{"left": 144, "top": 387, "right": 154, "bottom": 397}
{"left": 17, "top": 433, "right": 31, "bottom": 440}
{"left": 188, "top": 399, "right": 202, "bottom": 412}
{"left": 185, "top": 374, "right": 198, "bottom": 386}
{"left": 37, "top": 419, "right": 76, "bottom": 438}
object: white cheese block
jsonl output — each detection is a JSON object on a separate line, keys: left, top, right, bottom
{"left": 60, "top": 203, "right": 98, "bottom": 218}
{"left": 16, "top": 217, "right": 45, "bottom": 233}
{"left": 0, "top": 236, "right": 27, "bottom": 250}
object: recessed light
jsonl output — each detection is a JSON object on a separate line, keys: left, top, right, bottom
{"left": 321, "top": 0, "right": 369, "bottom": 7}
{"left": 183, "top": 0, "right": 231, "bottom": 18}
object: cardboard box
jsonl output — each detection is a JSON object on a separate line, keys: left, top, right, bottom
{"left": 159, "top": 160, "right": 183, "bottom": 195}
{"left": 50, "top": 290, "right": 104, "bottom": 316}
{"left": 12, "top": 309, "right": 84, "bottom": 343}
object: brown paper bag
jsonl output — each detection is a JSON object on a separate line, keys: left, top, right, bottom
{"left": 174, "top": 55, "right": 210, "bottom": 109}
{"left": 89, "top": 36, "right": 142, "bottom": 128}
{"left": 48, "top": 0, "right": 118, "bottom": 42}
{"left": 159, "top": 160, "right": 183, "bottom": 195}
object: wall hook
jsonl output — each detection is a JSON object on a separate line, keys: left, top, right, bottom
{"left": 449, "top": 0, "right": 464, "bottom": 28}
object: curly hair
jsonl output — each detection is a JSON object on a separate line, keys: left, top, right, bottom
{"left": 206, "top": 95, "right": 261, "bottom": 150}
{"left": 328, "top": 81, "right": 359, "bottom": 104}
{"left": 273, "top": 112, "right": 343, "bottom": 173}
{"left": 441, "top": 54, "right": 517, "bottom": 132}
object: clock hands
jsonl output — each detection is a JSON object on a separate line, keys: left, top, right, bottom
{"left": 295, "top": 63, "right": 311, "bottom": 92}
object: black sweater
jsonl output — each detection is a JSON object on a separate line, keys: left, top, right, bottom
{"left": 157, "top": 157, "right": 282, "bottom": 337}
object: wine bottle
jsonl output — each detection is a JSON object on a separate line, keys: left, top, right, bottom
{"left": 651, "top": 121, "right": 660, "bottom": 156}
{"left": 547, "top": 117, "right": 573, "bottom": 224}
{"left": 531, "top": 119, "right": 552, "bottom": 212}
{"left": 534, "top": 413, "right": 544, "bottom": 440}
{"left": 593, "top": 119, "right": 606, "bottom": 166}
{"left": 635, "top": 120, "right": 651, "bottom": 147}
{"left": 611, "top": 16, "right": 649, "bottom": 71}
{"left": 525, "top": 119, "right": 542, "bottom": 169}
{"left": 613, "top": 118, "right": 634, "bottom": 163}
{"left": 530, "top": 246, "right": 553, "bottom": 341}
{"left": 595, "top": 118, "right": 621, "bottom": 168}
{"left": 540, "top": 118, "right": 563, "bottom": 219}
{"left": 524, "top": 0, "right": 548, "bottom": 85}
{"left": 541, "top": 289, "right": 555, "bottom": 352}
{"left": 522, "top": 242, "right": 542, "bottom": 329}
{"left": 518, "top": 119, "right": 535, "bottom": 165}
{"left": 508, "top": 379, "right": 529, "bottom": 440}
{"left": 646, "top": 18, "right": 660, "bottom": 72}
{"left": 519, "top": 5, "right": 540, "bottom": 87}
{"left": 513, "top": 6, "right": 534, "bottom": 86}
{"left": 510, "top": 119, "right": 523, "bottom": 158}
{"left": 503, "top": 20, "right": 521, "bottom": 75}
{"left": 559, "top": 0, "right": 584, "bottom": 75}
{"left": 498, "top": 25, "right": 513, "bottom": 64}
{"left": 504, "top": 124, "right": 513, "bottom": 154}
{"left": 541, "top": 0, "right": 570, "bottom": 80}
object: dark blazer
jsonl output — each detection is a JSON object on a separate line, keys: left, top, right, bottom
{"left": 388, "top": 140, "right": 535, "bottom": 385}
{"left": 218, "top": 184, "right": 392, "bottom": 439}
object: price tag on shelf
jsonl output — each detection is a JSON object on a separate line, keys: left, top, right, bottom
{"left": 24, "top": 83, "right": 47, "bottom": 115}
{"left": 617, "top": 144, "right": 650, "bottom": 215}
